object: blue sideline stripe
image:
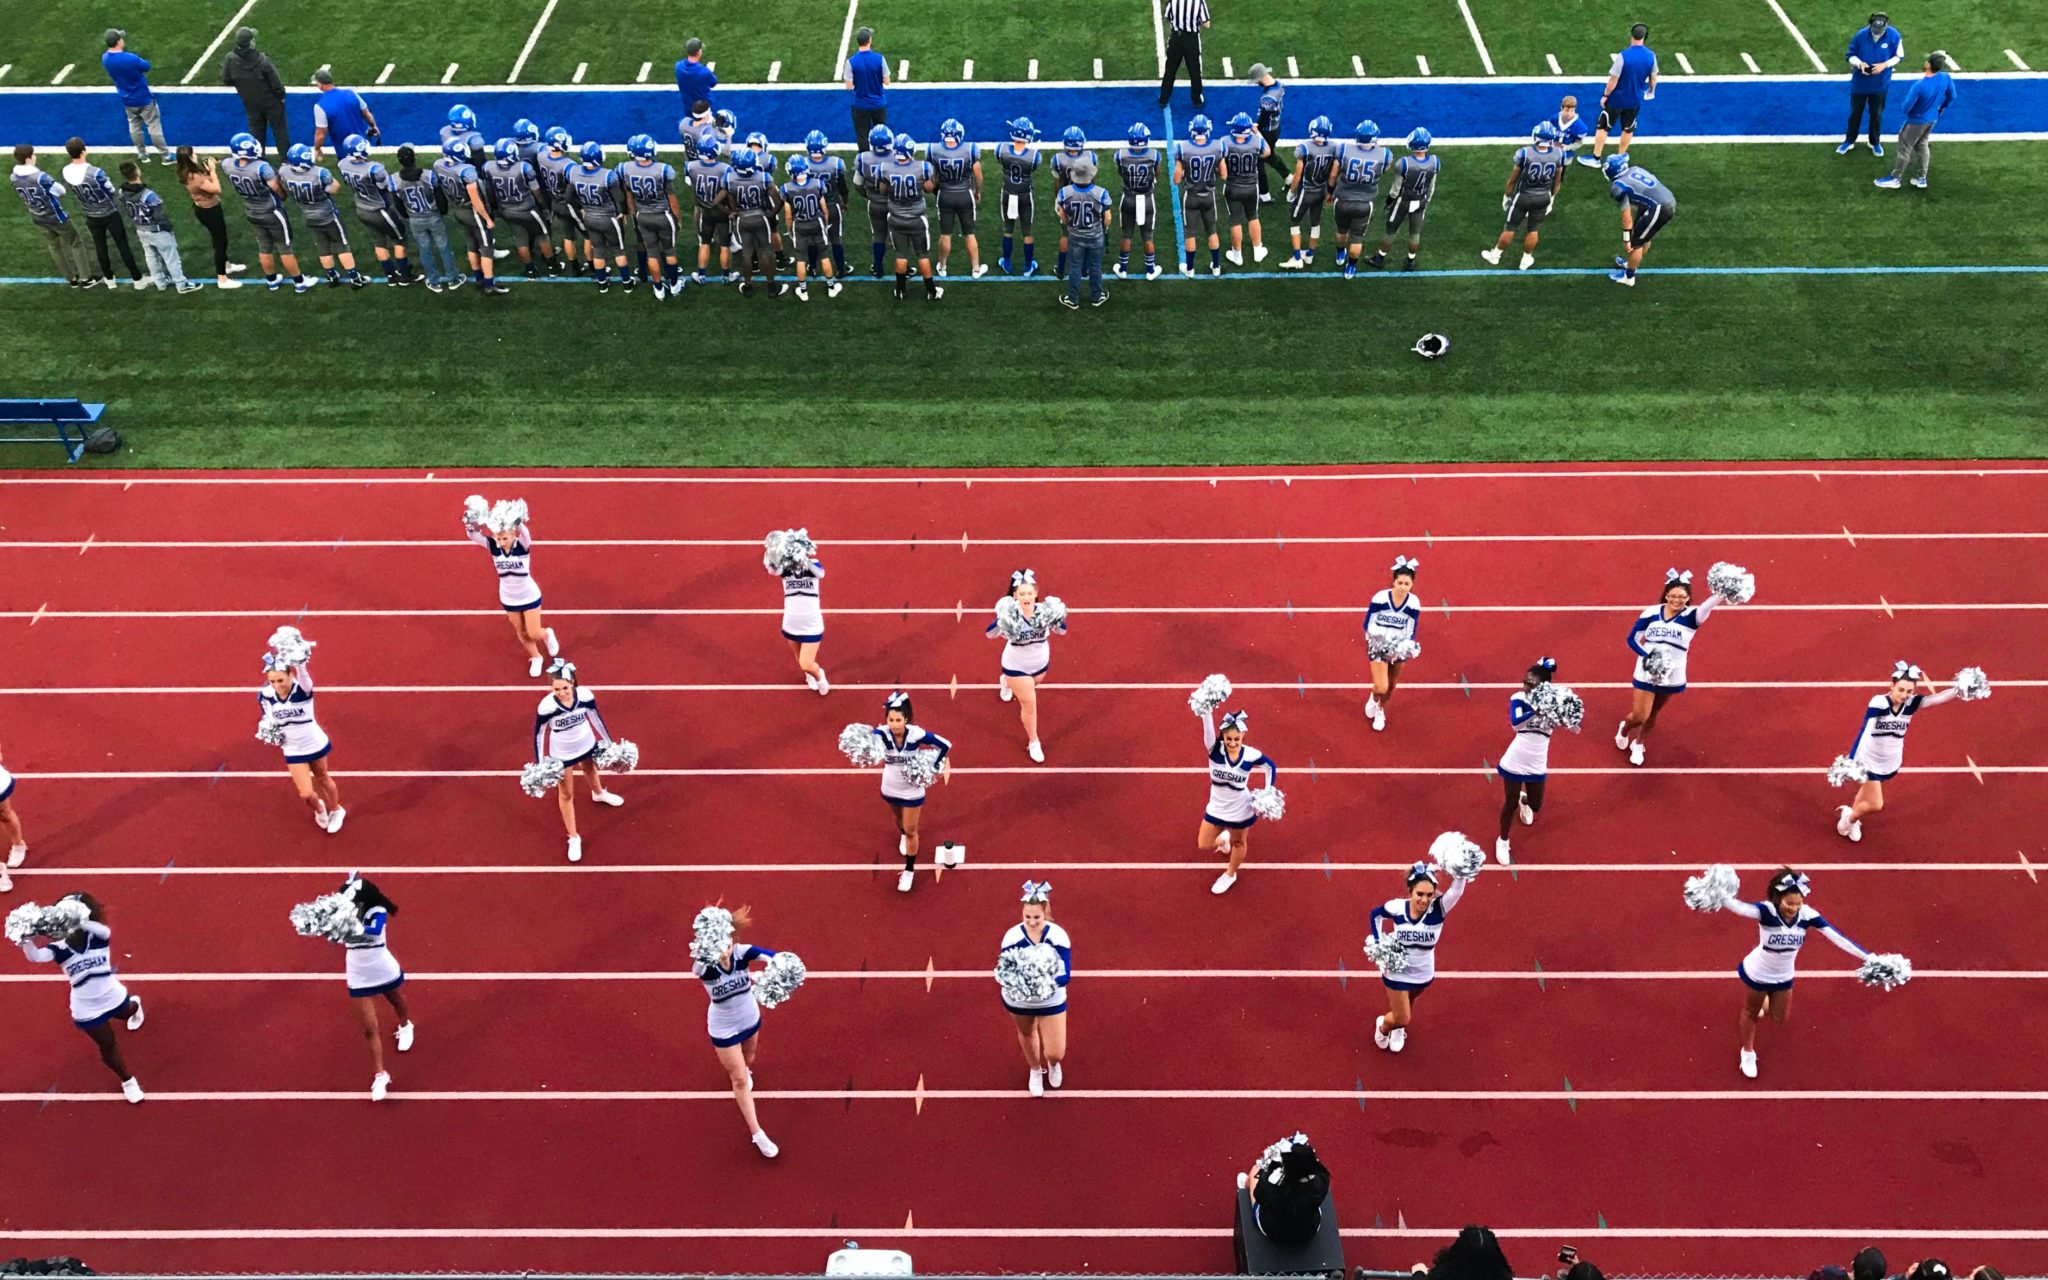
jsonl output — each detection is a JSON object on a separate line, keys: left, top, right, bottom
{"left": 4, "top": 75, "right": 2044, "bottom": 151}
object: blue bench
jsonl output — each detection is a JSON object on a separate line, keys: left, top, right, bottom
{"left": 0, "top": 399, "right": 111, "bottom": 463}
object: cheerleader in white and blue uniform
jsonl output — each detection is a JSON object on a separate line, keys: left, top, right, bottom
{"left": 463, "top": 498, "right": 559, "bottom": 678}
{"left": 1617, "top": 568, "right": 1728, "bottom": 766}
{"left": 534, "top": 659, "right": 624, "bottom": 863}
{"left": 1361, "top": 556, "right": 1421, "bottom": 733}
{"left": 694, "top": 904, "right": 782, "bottom": 1158}
{"left": 317, "top": 875, "right": 414, "bottom": 1101}
{"left": 875, "top": 692, "right": 954, "bottom": 893}
{"left": 1196, "top": 705, "right": 1278, "bottom": 896}
{"left": 1713, "top": 868, "right": 1878, "bottom": 1078}
{"left": 1493, "top": 658, "right": 1560, "bottom": 867}
{"left": 16, "top": 892, "right": 147, "bottom": 1102}
{"left": 0, "top": 741, "right": 28, "bottom": 894}
{"left": 1001, "top": 880, "right": 1072, "bottom": 1097}
{"left": 1366, "top": 861, "right": 1469, "bottom": 1054}
{"left": 261, "top": 653, "right": 346, "bottom": 834}
{"left": 776, "top": 548, "right": 829, "bottom": 695}
{"left": 987, "top": 569, "right": 1066, "bottom": 762}
{"left": 1835, "top": 661, "right": 1966, "bottom": 843}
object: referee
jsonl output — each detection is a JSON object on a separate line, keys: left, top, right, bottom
{"left": 1158, "top": 0, "right": 1210, "bottom": 109}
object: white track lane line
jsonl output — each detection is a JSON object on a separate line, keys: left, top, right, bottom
{"left": 182, "top": 0, "right": 262, "bottom": 83}
{"left": 5, "top": 861, "right": 2030, "bottom": 875}
{"left": 1763, "top": 0, "right": 1830, "bottom": 72}
{"left": 0, "top": 968, "right": 2031, "bottom": 984}
{"left": 12, "top": 766, "right": 2048, "bottom": 780}
{"left": 6, "top": 603, "right": 2045, "bottom": 619}
{"left": 4, "top": 1088, "right": 2044, "bottom": 1104}
{"left": 6, "top": 680, "right": 2042, "bottom": 695}
{"left": 8, "top": 1226, "right": 2047, "bottom": 1242}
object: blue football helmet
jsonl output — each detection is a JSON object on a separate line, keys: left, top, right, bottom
{"left": 1407, "top": 127, "right": 1433, "bottom": 151}
{"left": 1307, "top": 115, "right": 1333, "bottom": 143}
{"left": 1228, "top": 112, "right": 1254, "bottom": 135}
{"left": 1603, "top": 153, "right": 1630, "bottom": 179}
{"left": 492, "top": 137, "right": 517, "bottom": 163}
{"left": 940, "top": 117, "right": 966, "bottom": 144}
{"left": 698, "top": 130, "right": 722, "bottom": 159}
{"left": 745, "top": 131, "right": 768, "bottom": 152}
{"left": 1008, "top": 116, "right": 1038, "bottom": 142}
{"left": 714, "top": 108, "right": 738, "bottom": 133}
{"left": 627, "top": 133, "right": 657, "bottom": 161}
{"left": 579, "top": 140, "right": 604, "bottom": 165}
{"left": 440, "top": 138, "right": 468, "bottom": 162}
{"left": 1062, "top": 125, "right": 1087, "bottom": 150}
{"left": 230, "top": 132, "right": 261, "bottom": 159}
{"left": 892, "top": 132, "right": 916, "bottom": 159}
{"left": 1258, "top": 92, "right": 1280, "bottom": 113}
{"left": 1188, "top": 114, "right": 1212, "bottom": 139}
{"left": 1355, "top": 119, "right": 1380, "bottom": 144}
{"left": 286, "top": 143, "right": 314, "bottom": 167}
{"left": 341, "top": 133, "right": 370, "bottom": 160}
{"left": 1128, "top": 121, "right": 1152, "bottom": 146}
{"left": 544, "top": 125, "right": 571, "bottom": 149}
{"left": 730, "top": 147, "right": 757, "bottom": 174}
{"left": 1534, "top": 120, "right": 1562, "bottom": 143}
{"left": 513, "top": 118, "right": 540, "bottom": 143}
{"left": 787, "top": 155, "right": 811, "bottom": 177}
{"left": 869, "top": 123, "right": 894, "bottom": 152}
{"left": 448, "top": 104, "right": 477, "bottom": 131}
{"left": 805, "top": 129, "right": 830, "bottom": 157}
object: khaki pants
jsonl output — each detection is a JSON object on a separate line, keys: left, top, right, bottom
{"left": 36, "top": 221, "right": 94, "bottom": 282}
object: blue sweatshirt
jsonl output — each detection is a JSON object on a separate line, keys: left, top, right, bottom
{"left": 1900, "top": 72, "right": 1956, "bottom": 126}
{"left": 101, "top": 49, "right": 154, "bottom": 105}
{"left": 674, "top": 57, "right": 717, "bottom": 107}
{"left": 1845, "top": 25, "right": 1904, "bottom": 95}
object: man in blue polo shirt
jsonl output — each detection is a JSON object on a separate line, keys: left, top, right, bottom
{"left": 1839, "top": 14, "right": 1904, "bottom": 156}
{"left": 675, "top": 38, "right": 717, "bottom": 111}
{"left": 102, "top": 29, "right": 171, "bottom": 165}
{"left": 844, "top": 27, "right": 890, "bottom": 149}
{"left": 309, "top": 68, "right": 380, "bottom": 162}
{"left": 1876, "top": 51, "right": 1956, "bottom": 190}
{"left": 1581, "top": 23, "right": 1656, "bottom": 168}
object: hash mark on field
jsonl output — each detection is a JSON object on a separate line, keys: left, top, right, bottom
{"left": 1094, "top": 58, "right": 1104, "bottom": 79}
{"left": 507, "top": 0, "right": 558, "bottom": 82}
{"left": 1417, "top": 55, "right": 1431, "bottom": 75}
{"left": 1287, "top": 56, "right": 1299, "bottom": 78}
{"left": 1546, "top": 54, "right": 1562, "bottom": 75}
{"left": 442, "top": 63, "right": 459, "bottom": 84}
{"left": 1740, "top": 52, "right": 1761, "bottom": 73}
{"left": 52, "top": 64, "right": 75, "bottom": 85}
{"left": 898, "top": 59, "right": 909, "bottom": 80}
{"left": 377, "top": 63, "right": 394, "bottom": 84}
{"left": 1352, "top": 55, "right": 1365, "bottom": 76}
{"left": 768, "top": 60, "right": 782, "bottom": 82}
{"left": 1028, "top": 59, "right": 1039, "bottom": 79}
{"left": 0, "top": 65, "right": 12, "bottom": 83}
{"left": 2007, "top": 50, "right": 2030, "bottom": 70}
{"left": 962, "top": 59, "right": 972, "bottom": 80}
{"left": 572, "top": 62, "right": 587, "bottom": 83}
{"left": 1676, "top": 52, "right": 1695, "bottom": 74}
{"left": 1763, "top": 0, "right": 1829, "bottom": 72}
{"left": 1222, "top": 57, "right": 1234, "bottom": 78}
{"left": 1456, "top": 0, "right": 1495, "bottom": 74}
{"left": 637, "top": 62, "right": 651, "bottom": 82}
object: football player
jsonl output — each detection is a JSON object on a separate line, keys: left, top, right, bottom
{"left": 621, "top": 132, "right": 682, "bottom": 299}
{"left": 281, "top": 143, "right": 367, "bottom": 288}
{"left": 1604, "top": 153, "right": 1675, "bottom": 286}
{"left": 1172, "top": 113, "right": 1225, "bottom": 277}
{"left": 883, "top": 132, "right": 941, "bottom": 301}
{"left": 781, "top": 155, "right": 843, "bottom": 300}
{"left": 1369, "top": 129, "right": 1440, "bottom": 271}
{"left": 336, "top": 133, "right": 411, "bottom": 284}
{"left": 1482, "top": 122, "right": 1564, "bottom": 271}
{"left": 1114, "top": 121, "right": 1161, "bottom": 280}
{"left": 1279, "top": 115, "right": 1337, "bottom": 269}
{"left": 994, "top": 117, "right": 1040, "bottom": 275}
{"left": 930, "top": 117, "right": 984, "bottom": 278}
{"left": 1221, "top": 111, "right": 1269, "bottom": 265}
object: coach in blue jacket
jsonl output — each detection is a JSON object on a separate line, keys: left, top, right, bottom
{"left": 1838, "top": 13, "right": 1904, "bottom": 156}
{"left": 675, "top": 38, "right": 716, "bottom": 111}
{"left": 1877, "top": 52, "right": 1956, "bottom": 190}
{"left": 102, "top": 30, "right": 171, "bottom": 165}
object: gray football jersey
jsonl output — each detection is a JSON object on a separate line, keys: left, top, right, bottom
{"left": 1392, "top": 153, "right": 1442, "bottom": 208}
{"left": 1176, "top": 138, "right": 1225, "bottom": 193}
{"left": 994, "top": 144, "right": 1039, "bottom": 194}
{"left": 883, "top": 157, "right": 932, "bottom": 221}
{"left": 1295, "top": 139, "right": 1339, "bottom": 194}
{"left": 567, "top": 162, "right": 622, "bottom": 217}
{"left": 338, "top": 155, "right": 393, "bottom": 211}
{"left": 281, "top": 163, "right": 340, "bottom": 225}
{"left": 620, "top": 160, "right": 676, "bottom": 218}
{"left": 10, "top": 168, "right": 67, "bottom": 226}
{"left": 727, "top": 169, "right": 779, "bottom": 224}
{"left": 1223, "top": 134, "right": 1264, "bottom": 192}
{"left": 483, "top": 158, "right": 540, "bottom": 212}
{"left": 1514, "top": 143, "right": 1565, "bottom": 194}
{"left": 930, "top": 140, "right": 978, "bottom": 193}
{"left": 537, "top": 148, "right": 578, "bottom": 201}
{"left": 1330, "top": 142, "right": 1391, "bottom": 202}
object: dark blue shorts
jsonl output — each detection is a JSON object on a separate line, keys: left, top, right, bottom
{"left": 783, "top": 629, "right": 824, "bottom": 643}
{"left": 1003, "top": 998, "right": 1067, "bottom": 1018}
{"left": 1496, "top": 764, "right": 1546, "bottom": 784}
{"left": 1001, "top": 661, "right": 1049, "bottom": 679}
{"left": 884, "top": 792, "right": 926, "bottom": 810}
{"left": 1631, "top": 680, "right": 1686, "bottom": 694}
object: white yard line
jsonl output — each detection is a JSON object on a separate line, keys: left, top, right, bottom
{"left": 181, "top": 0, "right": 262, "bottom": 84}
{"left": 833, "top": 0, "right": 860, "bottom": 80}
{"left": 1546, "top": 54, "right": 1562, "bottom": 75}
{"left": 1763, "top": 0, "right": 1830, "bottom": 72}
{"left": 376, "top": 63, "right": 395, "bottom": 84}
{"left": 51, "top": 64, "right": 75, "bottom": 85}
{"left": 1417, "top": 55, "right": 1431, "bottom": 76}
{"left": 2006, "top": 50, "right": 2030, "bottom": 70}
{"left": 637, "top": 61, "right": 651, "bottom": 82}
{"left": 1677, "top": 52, "right": 1696, "bottom": 74}
{"left": 0, "top": 65, "right": 13, "bottom": 83}
{"left": 507, "top": 0, "right": 559, "bottom": 83}
{"left": 1152, "top": 0, "right": 1167, "bottom": 75}
{"left": 1455, "top": 0, "right": 1496, "bottom": 74}
{"left": 1221, "top": 57, "right": 1234, "bottom": 78}
{"left": 768, "top": 60, "right": 782, "bottom": 82}
{"left": 1741, "top": 52, "right": 1761, "bottom": 73}
{"left": 442, "top": 62, "right": 459, "bottom": 84}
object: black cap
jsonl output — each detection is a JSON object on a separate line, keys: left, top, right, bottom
{"left": 235, "top": 25, "right": 257, "bottom": 46}
{"left": 1630, "top": 22, "right": 1649, "bottom": 40}
{"left": 104, "top": 27, "right": 126, "bottom": 46}
{"left": 313, "top": 67, "right": 334, "bottom": 83}
{"left": 685, "top": 37, "right": 703, "bottom": 56}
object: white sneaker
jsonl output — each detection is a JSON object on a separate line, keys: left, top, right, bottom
{"left": 1836, "top": 805, "right": 1855, "bottom": 838}
{"left": 529, "top": 654, "right": 545, "bottom": 678}
{"left": 1146, "top": 263, "right": 1162, "bottom": 280}
{"left": 1215, "top": 831, "right": 1231, "bottom": 856}
{"left": 314, "top": 806, "right": 330, "bottom": 830}
{"left": 1225, "top": 248, "right": 1243, "bottom": 265}
{"left": 897, "top": 869, "right": 915, "bottom": 892}
{"left": 126, "top": 996, "right": 146, "bottom": 1031}
{"left": 1518, "top": 802, "right": 1534, "bottom": 826}
{"left": 805, "top": 672, "right": 819, "bottom": 690}
{"left": 1739, "top": 1049, "right": 1758, "bottom": 1079}
{"left": 1028, "top": 1068, "right": 1046, "bottom": 1097}
{"left": 396, "top": 1022, "right": 415, "bottom": 1052}
{"left": 1209, "top": 263, "right": 1221, "bottom": 277}
{"left": 1518, "top": 253, "right": 1536, "bottom": 270}
{"left": 1279, "top": 254, "right": 1303, "bottom": 269}
{"left": 1848, "top": 819, "right": 1863, "bottom": 843}
{"left": 1180, "top": 263, "right": 1195, "bottom": 277}
{"left": 6, "top": 844, "right": 23, "bottom": 868}
{"left": 1047, "top": 1060, "right": 1063, "bottom": 1088}
{"left": 1615, "top": 721, "right": 1631, "bottom": 750}
{"left": 936, "top": 262, "right": 948, "bottom": 277}
{"left": 815, "top": 669, "right": 829, "bottom": 695}
{"left": 1210, "top": 871, "right": 1237, "bottom": 894}
{"left": 1479, "top": 247, "right": 1502, "bottom": 265}
{"left": 324, "top": 807, "right": 346, "bottom": 834}
{"left": 372, "top": 1071, "right": 390, "bottom": 1101}
{"left": 1373, "top": 1016, "right": 1391, "bottom": 1050}
{"left": 1389, "top": 1027, "right": 1407, "bottom": 1053}
{"left": 591, "top": 789, "right": 624, "bottom": 807}
{"left": 752, "top": 1130, "right": 780, "bottom": 1158}
{"left": 0, "top": 869, "right": 10, "bottom": 893}
{"left": 216, "top": 276, "right": 243, "bottom": 289}
{"left": 1253, "top": 244, "right": 1269, "bottom": 262}
{"left": 1113, "top": 262, "right": 1127, "bottom": 278}
{"left": 566, "top": 836, "right": 583, "bottom": 863}
{"left": 545, "top": 628, "right": 560, "bottom": 656}
{"left": 1628, "top": 741, "right": 1645, "bottom": 767}
{"left": 999, "top": 683, "right": 1013, "bottom": 702}
{"left": 122, "top": 1077, "right": 145, "bottom": 1104}
{"left": 1027, "top": 740, "right": 1044, "bottom": 763}
{"left": 1371, "top": 708, "right": 1387, "bottom": 733}
{"left": 1495, "top": 838, "right": 1513, "bottom": 866}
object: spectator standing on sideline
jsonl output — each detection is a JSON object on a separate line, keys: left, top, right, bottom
{"left": 222, "top": 27, "right": 290, "bottom": 160}
{"left": 1055, "top": 154, "right": 1111, "bottom": 309}
{"left": 1250, "top": 63, "right": 1286, "bottom": 201}
{"left": 1158, "top": 0, "right": 1211, "bottom": 109}
{"left": 12, "top": 144, "right": 98, "bottom": 287}
{"left": 310, "top": 70, "right": 379, "bottom": 162}
{"left": 1416, "top": 1225, "right": 1515, "bottom": 1280}
{"left": 175, "top": 146, "right": 246, "bottom": 288}
{"left": 1581, "top": 24, "right": 1656, "bottom": 167}
{"left": 117, "top": 161, "right": 202, "bottom": 292}
{"left": 103, "top": 30, "right": 171, "bottom": 165}
{"left": 676, "top": 39, "right": 717, "bottom": 111}
{"left": 1840, "top": 14, "right": 1903, "bottom": 155}
{"left": 1876, "top": 52, "right": 1955, "bottom": 189}
{"left": 63, "top": 138, "right": 146, "bottom": 288}
{"left": 846, "top": 29, "right": 890, "bottom": 143}
{"left": 394, "top": 145, "right": 461, "bottom": 292}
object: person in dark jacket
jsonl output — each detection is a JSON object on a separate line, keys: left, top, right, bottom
{"left": 1419, "top": 1225, "right": 1516, "bottom": 1280}
{"left": 1236, "top": 1135, "right": 1331, "bottom": 1245}
{"left": 222, "top": 28, "right": 289, "bottom": 159}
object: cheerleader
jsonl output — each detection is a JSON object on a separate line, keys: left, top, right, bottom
{"left": 874, "top": 692, "right": 953, "bottom": 892}
{"left": 1366, "top": 861, "right": 1469, "bottom": 1053}
{"left": 693, "top": 904, "right": 782, "bottom": 1158}
{"left": 533, "top": 659, "right": 624, "bottom": 863}
{"left": 1617, "top": 568, "right": 1724, "bottom": 766}
{"left": 775, "top": 545, "right": 829, "bottom": 695}
{"left": 1493, "top": 658, "right": 1559, "bottom": 867}
{"left": 0, "top": 741, "right": 27, "bottom": 894}
{"left": 322, "top": 874, "right": 414, "bottom": 1101}
{"left": 1000, "top": 879, "right": 1072, "bottom": 1097}
{"left": 1835, "top": 661, "right": 1967, "bottom": 843}
{"left": 262, "top": 653, "right": 346, "bottom": 834}
{"left": 986, "top": 569, "right": 1065, "bottom": 762}
{"left": 1196, "top": 704, "right": 1277, "bottom": 895}
{"left": 16, "top": 893, "right": 146, "bottom": 1102}
{"left": 1716, "top": 868, "right": 1878, "bottom": 1078}
{"left": 464, "top": 499, "right": 559, "bottom": 679}
{"left": 1361, "top": 556, "right": 1421, "bottom": 733}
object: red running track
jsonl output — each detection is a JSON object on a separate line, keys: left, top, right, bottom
{"left": 1, "top": 464, "right": 2045, "bottom": 1277}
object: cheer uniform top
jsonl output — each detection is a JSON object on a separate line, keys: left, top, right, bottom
{"left": 0, "top": 761, "right": 14, "bottom": 802}
{"left": 20, "top": 919, "right": 133, "bottom": 1027}
{"left": 344, "top": 906, "right": 405, "bottom": 996}
{"left": 985, "top": 600, "right": 1064, "bottom": 678}
{"left": 1497, "top": 690, "right": 1556, "bottom": 782}
{"left": 874, "top": 724, "right": 951, "bottom": 806}
{"left": 1626, "top": 594, "right": 1722, "bottom": 691}
{"left": 1367, "top": 877, "right": 1469, "bottom": 992}
{"left": 998, "top": 921, "right": 1073, "bottom": 1016}
{"left": 777, "top": 558, "right": 825, "bottom": 642}
{"left": 1721, "top": 899, "right": 1869, "bottom": 992}
{"left": 697, "top": 942, "right": 778, "bottom": 1046}
{"left": 1199, "top": 709, "right": 1277, "bottom": 829}
{"left": 1363, "top": 588, "right": 1421, "bottom": 659}
{"left": 466, "top": 523, "right": 543, "bottom": 611}
{"left": 259, "top": 662, "right": 331, "bottom": 764}
{"left": 534, "top": 688, "right": 613, "bottom": 763}
{"left": 1849, "top": 687, "right": 1958, "bottom": 781}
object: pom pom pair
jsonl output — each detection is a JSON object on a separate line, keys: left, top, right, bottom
{"left": 691, "top": 906, "right": 735, "bottom": 966}
{"left": 1827, "top": 755, "right": 1870, "bottom": 788}
{"left": 4, "top": 899, "right": 90, "bottom": 945}
{"left": 1189, "top": 673, "right": 1233, "bottom": 715}
{"left": 1254, "top": 1132, "right": 1310, "bottom": 1185}
{"left": 289, "top": 891, "right": 363, "bottom": 944}
{"left": 1248, "top": 787, "right": 1286, "bottom": 822}
{"left": 838, "top": 723, "right": 886, "bottom": 768}
{"left": 763, "top": 527, "right": 816, "bottom": 573}
{"left": 1526, "top": 681, "right": 1584, "bottom": 733}
{"left": 1363, "top": 933, "right": 1411, "bottom": 977}
{"left": 1428, "top": 831, "right": 1485, "bottom": 881}
{"left": 255, "top": 713, "right": 288, "bottom": 747}
{"left": 1951, "top": 667, "right": 1991, "bottom": 702}
{"left": 594, "top": 739, "right": 640, "bottom": 773}
{"left": 483, "top": 498, "right": 529, "bottom": 535}
{"left": 994, "top": 595, "right": 1066, "bottom": 643}
{"left": 995, "top": 943, "right": 1063, "bottom": 1004}
{"left": 266, "top": 625, "right": 315, "bottom": 667}
{"left": 1367, "top": 634, "right": 1421, "bottom": 664}
{"left": 753, "top": 951, "right": 808, "bottom": 1008}
{"left": 1707, "top": 560, "right": 1757, "bottom": 605}
{"left": 520, "top": 758, "right": 566, "bottom": 797}
{"left": 1683, "top": 863, "right": 1741, "bottom": 913}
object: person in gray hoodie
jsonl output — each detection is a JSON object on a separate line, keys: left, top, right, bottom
{"left": 221, "top": 27, "right": 289, "bottom": 159}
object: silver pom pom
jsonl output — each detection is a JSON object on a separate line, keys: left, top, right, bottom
{"left": 483, "top": 498, "right": 529, "bottom": 534}
{"left": 1254, "top": 1131, "right": 1310, "bottom": 1183}
{"left": 1367, "top": 634, "right": 1421, "bottom": 663}
{"left": 900, "top": 750, "right": 941, "bottom": 790}
{"left": 995, "top": 943, "right": 1063, "bottom": 1005}
{"left": 266, "top": 625, "right": 315, "bottom": 666}
{"left": 7, "top": 899, "right": 88, "bottom": 944}
{"left": 763, "top": 527, "right": 817, "bottom": 573}
{"left": 255, "top": 714, "right": 288, "bottom": 748}
{"left": 1189, "top": 673, "right": 1233, "bottom": 715}
{"left": 520, "top": 758, "right": 566, "bottom": 797}
{"left": 1429, "top": 831, "right": 1485, "bottom": 880}
{"left": 1035, "top": 595, "right": 1068, "bottom": 632}
{"left": 1683, "top": 863, "right": 1741, "bottom": 913}
{"left": 690, "top": 906, "right": 735, "bottom": 967}
{"left": 1363, "top": 934, "right": 1411, "bottom": 976}
{"left": 992, "top": 596, "right": 1036, "bottom": 643}
{"left": 1857, "top": 952, "right": 1913, "bottom": 991}
{"left": 1707, "top": 560, "right": 1757, "bottom": 605}
{"left": 1952, "top": 667, "right": 1991, "bottom": 702}
{"left": 1249, "top": 786, "right": 1286, "bottom": 822}
{"left": 1527, "top": 682, "right": 1584, "bottom": 733}
{"left": 462, "top": 494, "right": 488, "bottom": 528}
{"left": 1641, "top": 647, "right": 1675, "bottom": 686}
{"left": 1828, "top": 754, "right": 1870, "bottom": 788}
{"left": 838, "top": 723, "right": 886, "bottom": 768}
{"left": 753, "top": 951, "right": 807, "bottom": 1008}
{"left": 289, "top": 892, "right": 363, "bottom": 944}
{"left": 594, "top": 739, "right": 640, "bottom": 773}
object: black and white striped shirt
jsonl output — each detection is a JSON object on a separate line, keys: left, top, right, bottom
{"left": 1163, "top": 0, "right": 1210, "bottom": 32}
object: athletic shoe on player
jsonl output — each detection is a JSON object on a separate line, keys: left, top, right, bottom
{"left": 122, "top": 1077, "right": 145, "bottom": 1103}
{"left": 567, "top": 836, "right": 583, "bottom": 863}
{"left": 592, "top": 789, "right": 624, "bottom": 807}
{"left": 1495, "top": 838, "right": 1513, "bottom": 866}
{"left": 371, "top": 1071, "right": 390, "bottom": 1101}
{"left": 324, "top": 807, "right": 346, "bottom": 834}
{"left": 1629, "top": 741, "right": 1646, "bottom": 765}
{"left": 752, "top": 1131, "right": 780, "bottom": 1158}
{"left": 397, "top": 1022, "right": 415, "bottom": 1052}
{"left": 1480, "top": 247, "right": 1502, "bottom": 265}
{"left": 1739, "top": 1050, "right": 1758, "bottom": 1078}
